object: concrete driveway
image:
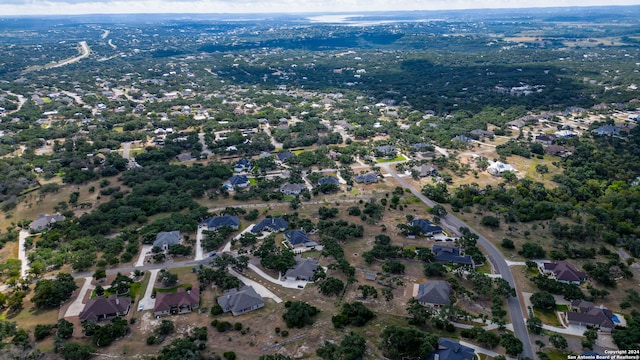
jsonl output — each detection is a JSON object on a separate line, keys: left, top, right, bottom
{"left": 135, "top": 245, "right": 152, "bottom": 267}
{"left": 138, "top": 269, "right": 160, "bottom": 311}
{"left": 228, "top": 268, "right": 282, "bottom": 303}
{"left": 65, "top": 277, "right": 94, "bottom": 317}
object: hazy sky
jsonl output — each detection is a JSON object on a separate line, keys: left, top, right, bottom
{"left": 1, "top": 0, "right": 639, "bottom": 16}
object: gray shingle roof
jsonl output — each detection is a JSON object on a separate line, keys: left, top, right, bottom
{"left": 285, "top": 258, "right": 318, "bottom": 280}
{"left": 251, "top": 217, "right": 289, "bottom": 234}
{"left": 317, "top": 176, "right": 339, "bottom": 186}
{"left": 284, "top": 230, "right": 309, "bottom": 245}
{"left": 153, "top": 231, "right": 181, "bottom": 248}
{"left": 30, "top": 213, "right": 65, "bottom": 232}
{"left": 417, "top": 280, "right": 451, "bottom": 306}
{"left": 203, "top": 215, "right": 240, "bottom": 230}
{"left": 217, "top": 286, "right": 264, "bottom": 316}
{"left": 427, "top": 338, "right": 475, "bottom": 360}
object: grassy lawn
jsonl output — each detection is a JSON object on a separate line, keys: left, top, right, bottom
{"left": 248, "top": 178, "right": 257, "bottom": 185}
{"left": 544, "top": 348, "right": 570, "bottom": 360}
{"left": 154, "top": 284, "right": 193, "bottom": 294}
{"left": 476, "top": 262, "right": 491, "bottom": 274}
{"left": 293, "top": 149, "right": 305, "bottom": 155}
{"left": 534, "top": 308, "right": 561, "bottom": 326}
{"left": 377, "top": 155, "right": 407, "bottom": 163}
{"left": 556, "top": 304, "right": 569, "bottom": 312}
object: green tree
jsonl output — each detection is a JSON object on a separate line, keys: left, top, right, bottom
{"left": 319, "top": 277, "right": 344, "bottom": 296}
{"left": 549, "top": 334, "right": 568, "bottom": 350}
{"left": 530, "top": 291, "right": 556, "bottom": 310}
{"left": 527, "top": 316, "right": 543, "bottom": 335}
{"left": 406, "top": 297, "right": 431, "bottom": 325}
{"left": 282, "top": 301, "right": 320, "bottom": 328}
{"left": 60, "top": 342, "right": 95, "bottom": 360}
{"left": 501, "top": 333, "right": 523, "bottom": 356}
{"left": 519, "top": 242, "right": 546, "bottom": 259}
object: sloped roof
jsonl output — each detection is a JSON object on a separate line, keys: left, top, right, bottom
{"left": 318, "top": 176, "right": 339, "bottom": 186}
{"left": 354, "top": 173, "right": 378, "bottom": 183}
{"left": 427, "top": 338, "right": 475, "bottom": 360}
{"left": 154, "top": 287, "right": 199, "bottom": 313}
{"left": 30, "top": 213, "right": 65, "bottom": 231}
{"left": 285, "top": 258, "right": 318, "bottom": 279}
{"left": 417, "top": 280, "right": 451, "bottom": 305}
{"left": 217, "top": 286, "right": 264, "bottom": 315}
{"left": 229, "top": 175, "right": 249, "bottom": 186}
{"left": 567, "top": 304, "right": 614, "bottom": 329}
{"left": 153, "top": 231, "right": 181, "bottom": 248}
{"left": 79, "top": 296, "right": 131, "bottom": 322}
{"left": 280, "top": 183, "right": 306, "bottom": 193}
{"left": 409, "top": 219, "right": 443, "bottom": 234}
{"left": 544, "top": 261, "right": 587, "bottom": 283}
{"left": 432, "top": 245, "right": 473, "bottom": 266}
{"left": 203, "top": 215, "right": 240, "bottom": 230}
{"left": 251, "top": 217, "right": 289, "bottom": 234}
{"left": 284, "top": 230, "right": 309, "bottom": 245}
{"left": 277, "top": 151, "right": 294, "bottom": 162}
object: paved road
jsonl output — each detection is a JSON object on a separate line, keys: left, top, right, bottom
{"left": 380, "top": 163, "right": 534, "bottom": 360}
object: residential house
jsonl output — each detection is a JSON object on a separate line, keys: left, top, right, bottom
{"left": 328, "top": 150, "right": 341, "bottom": 161}
{"left": 79, "top": 296, "right": 131, "bottom": 322}
{"left": 507, "top": 119, "right": 526, "bottom": 128}
{"left": 427, "top": 338, "right": 475, "bottom": 360}
{"left": 487, "top": 161, "right": 516, "bottom": 176}
{"left": 411, "top": 164, "right": 438, "bottom": 177}
{"left": 408, "top": 219, "right": 443, "bottom": 237}
{"left": 217, "top": 286, "right": 265, "bottom": 316}
{"left": 284, "top": 258, "right": 319, "bottom": 281}
{"left": 451, "top": 135, "right": 472, "bottom": 143}
{"left": 411, "top": 143, "right": 431, "bottom": 152}
{"left": 416, "top": 280, "right": 451, "bottom": 308}
{"left": 203, "top": 215, "right": 240, "bottom": 231}
{"left": 276, "top": 151, "right": 295, "bottom": 163}
{"left": 234, "top": 159, "right": 252, "bottom": 172}
{"left": 567, "top": 300, "right": 615, "bottom": 333}
{"left": 539, "top": 261, "right": 588, "bottom": 285}
{"left": 470, "top": 129, "right": 494, "bottom": 139}
{"left": 153, "top": 287, "right": 200, "bottom": 316}
{"left": 153, "top": 231, "right": 181, "bottom": 252}
{"left": 592, "top": 125, "right": 619, "bottom": 136}
{"left": 554, "top": 130, "right": 578, "bottom": 138}
{"left": 283, "top": 230, "right": 316, "bottom": 250}
{"left": 354, "top": 172, "right": 378, "bottom": 184}
{"left": 317, "top": 176, "right": 339, "bottom": 186}
{"left": 251, "top": 217, "right": 289, "bottom": 234}
{"left": 280, "top": 183, "right": 306, "bottom": 196}
{"left": 545, "top": 145, "right": 567, "bottom": 156}
{"left": 374, "top": 145, "right": 396, "bottom": 158}
{"left": 176, "top": 153, "right": 194, "bottom": 162}
{"left": 259, "top": 151, "right": 273, "bottom": 158}
{"left": 535, "top": 134, "right": 556, "bottom": 145}
{"left": 29, "top": 213, "right": 65, "bottom": 232}
{"left": 228, "top": 175, "right": 250, "bottom": 189}
{"left": 432, "top": 245, "right": 474, "bottom": 267}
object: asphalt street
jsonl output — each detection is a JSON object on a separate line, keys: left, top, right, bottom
{"left": 380, "top": 163, "right": 534, "bottom": 360}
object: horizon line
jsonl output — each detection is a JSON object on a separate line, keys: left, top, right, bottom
{"left": 1, "top": 4, "right": 639, "bottom": 18}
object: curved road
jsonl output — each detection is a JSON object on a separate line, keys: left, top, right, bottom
{"left": 380, "top": 163, "right": 534, "bottom": 360}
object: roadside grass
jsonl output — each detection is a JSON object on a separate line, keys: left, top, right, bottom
{"left": 534, "top": 308, "right": 561, "bottom": 326}
{"left": 154, "top": 283, "right": 193, "bottom": 294}
{"left": 377, "top": 155, "right": 407, "bottom": 163}
{"left": 544, "top": 348, "right": 570, "bottom": 360}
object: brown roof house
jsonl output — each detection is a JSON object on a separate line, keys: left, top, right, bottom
{"left": 416, "top": 280, "right": 451, "bottom": 308}
{"left": 79, "top": 296, "right": 131, "bottom": 322}
{"left": 539, "top": 261, "right": 588, "bottom": 285}
{"left": 217, "top": 286, "right": 265, "bottom": 316}
{"left": 154, "top": 287, "right": 200, "bottom": 316}
{"left": 567, "top": 300, "right": 615, "bottom": 333}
